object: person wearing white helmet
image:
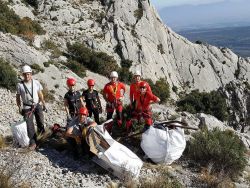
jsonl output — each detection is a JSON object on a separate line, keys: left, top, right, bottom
{"left": 103, "top": 71, "right": 125, "bottom": 126}
{"left": 16, "top": 65, "right": 47, "bottom": 150}
{"left": 130, "top": 70, "right": 152, "bottom": 107}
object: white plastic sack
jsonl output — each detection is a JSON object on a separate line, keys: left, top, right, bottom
{"left": 11, "top": 120, "right": 30, "bottom": 147}
{"left": 141, "top": 126, "right": 186, "bottom": 164}
{"left": 92, "top": 125, "right": 143, "bottom": 178}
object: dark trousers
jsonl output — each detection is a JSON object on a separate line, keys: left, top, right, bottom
{"left": 67, "top": 137, "right": 93, "bottom": 158}
{"left": 107, "top": 110, "right": 122, "bottom": 121}
{"left": 22, "top": 104, "right": 45, "bottom": 145}
{"left": 88, "top": 108, "right": 100, "bottom": 125}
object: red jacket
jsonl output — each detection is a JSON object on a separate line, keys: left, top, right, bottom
{"left": 135, "top": 91, "right": 158, "bottom": 111}
{"left": 103, "top": 81, "right": 126, "bottom": 102}
{"left": 130, "top": 81, "right": 152, "bottom": 102}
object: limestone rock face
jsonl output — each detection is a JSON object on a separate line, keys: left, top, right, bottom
{"left": 0, "top": 33, "right": 48, "bottom": 67}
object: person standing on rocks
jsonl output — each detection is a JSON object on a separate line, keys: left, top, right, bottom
{"left": 82, "top": 79, "right": 102, "bottom": 124}
{"left": 103, "top": 71, "right": 126, "bottom": 126}
{"left": 133, "top": 81, "right": 160, "bottom": 132}
{"left": 16, "top": 65, "right": 47, "bottom": 150}
{"left": 130, "top": 70, "right": 152, "bottom": 111}
{"left": 64, "top": 78, "right": 85, "bottom": 122}
{"left": 65, "top": 107, "right": 96, "bottom": 159}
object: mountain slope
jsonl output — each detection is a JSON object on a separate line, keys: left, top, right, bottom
{"left": 0, "top": 0, "right": 250, "bottom": 133}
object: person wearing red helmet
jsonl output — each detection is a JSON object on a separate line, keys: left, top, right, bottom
{"left": 134, "top": 81, "right": 160, "bottom": 132}
{"left": 82, "top": 79, "right": 102, "bottom": 124}
{"left": 130, "top": 70, "right": 152, "bottom": 109}
{"left": 64, "top": 78, "right": 84, "bottom": 120}
{"left": 103, "top": 71, "right": 126, "bottom": 126}
{"left": 65, "top": 107, "right": 96, "bottom": 159}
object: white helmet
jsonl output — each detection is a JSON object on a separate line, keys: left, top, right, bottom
{"left": 110, "top": 71, "right": 118, "bottom": 78}
{"left": 22, "top": 65, "right": 32, "bottom": 73}
{"left": 134, "top": 70, "right": 141, "bottom": 76}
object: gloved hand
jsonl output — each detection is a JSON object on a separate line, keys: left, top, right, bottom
{"left": 67, "top": 116, "right": 72, "bottom": 123}
{"left": 99, "top": 107, "right": 103, "bottom": 114}
{"left": 142, "top": 124, "right": 150, "bottom": 133}
{"left": 43, "top": 105, "right": 47, "bottom": 112}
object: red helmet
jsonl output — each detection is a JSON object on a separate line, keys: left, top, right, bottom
{"left": 67, "top": 78, "right": 76, "bottom": 87}
{"left": 87, "top": 79, "right": 95, "bottom": 86}
{"left": 79, "top": 107, "right": 88, "bottom": 116}
{"left": 139, "top": 81, "right": 147, "bottom": 88}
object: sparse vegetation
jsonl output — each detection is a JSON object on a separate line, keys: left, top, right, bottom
{"left": 177, "top": 90, "right": 228, "bottom": 121}
{"left": 41, "top": 40, "right": 62, "bottom": 58}
{"left": 63, "top": 59, "right": 86, "bottom": 78}
{"left": 157, "top": 44, "right": 165, "bottom": 54}
{"left": 139, "top": 167, "right": 183, "bottom": 188}
{"left": 145, "top": 78, "right": 170, "bottom": 103}
{"left": 43, "top": 61, "right": 53, "bottom": 67}
{"left": 172, "top": 85, "right": 178, "bottom": 93}
{"left": 134, "top": 0, "right": 143, "bottom": 21}
{"left": 134, "top": 8, "right": 143, "bottom": 20}
{"left": 67, "top": 42, "right": 119, "bottom": 77}
{"left": 41, "top": 81, "right": 55, "bottom": 102}
{"left": 22, "top": 0, "right": 39, "bottom": 9}
{"left": 0, "top": 135, "right": 6, "bottom": 149}
{"left": 30, "top": 63, "right": 44, "bottom": 74}
{"left": 119, "top": 59, "right": 133, "bottom": 84}
{"left": 234, "top": 69, "right": 240, "bottom": 79}
{"left": 0, "top": 1, "right": 45, "bottom": 37}
{"left": 186, "top": 128, "right": 247, "bottom": 179}
{"left": 0, "top": 58, "right": 18, "bottom": 91}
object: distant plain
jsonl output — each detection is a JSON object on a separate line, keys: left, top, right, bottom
{"left": 178, "top": 26, "right": 250, "bottom": 58}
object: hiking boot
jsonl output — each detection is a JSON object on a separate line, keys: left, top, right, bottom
{"left": 29, "top": 143, "right": 37, "bottom": 151}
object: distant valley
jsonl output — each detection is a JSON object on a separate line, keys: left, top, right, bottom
{"left": 178, "top": 26, "right": 250, "bottom": 58}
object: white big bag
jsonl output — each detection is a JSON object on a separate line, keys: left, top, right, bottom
{"left": 88, "top": 124, "right": 143, "bottom": 179}
{"left": 141, "top": 125, "right": 186, "bottom": 164}
{"left": 11, "top": 120, "right": 30, "bottom": 147}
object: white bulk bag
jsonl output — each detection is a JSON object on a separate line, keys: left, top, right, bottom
{"left": 141, "top": 126, "right": 186, "bottom": 164}
{"left": 11, "top": 120, "right": 30, "bottom": 147}
{"left": 90, "top": 125, "right": 143, "bottom": 179}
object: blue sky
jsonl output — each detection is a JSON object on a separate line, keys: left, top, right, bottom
{"left": 151, "top": 0, "right": 241, "bottom": 9}
{"left": 151, "top": 0, "right": 250, "bottom": 30}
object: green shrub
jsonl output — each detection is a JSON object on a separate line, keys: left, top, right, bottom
{"left": 119, "top": 67, "right": 133, "bottom": 84}
{"left": 172, "top": 85, "right": 178, "bottom": 93}
{"left": 42, "top": 40, "right": 62, "bottom": 58}
{"left": 0, "top": 1, "right": 44, "bottom": 36}
{"left": 30, "top": 63, "right": 44, "bottom": 74}
{"left": 134, "top": 8, "right": 143, "bottom": 20}
{"left": 22, "top": 0, "right": 39, "bottom": 9}
{"left": 177, "top": 90, "right": 228, "bottom": 121}
{"left": 64, "top": 60, "right": 86, "bottom": 78}
{"left": 119, "top": 59, "right": 133, "bottom": 84}
{"left": 67, "top": 42, "right": 119, "bottom": 77}
{"left": 43, "top": 61, "right": 52, "bottom": 67}
{"left": 157, "top": 44, "right": 165, "bottom": 54}
{"left": 186, "top": 128, "right": 247, "bottom": 178}
{"left": 0, "top": 58, "right": 18, "bottom": 91}
{"left": 145, "top": 78, "right": 170, "bottom": 103}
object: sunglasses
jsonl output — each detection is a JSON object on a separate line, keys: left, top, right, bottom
{"left": 140, "top": 87, "right": 146, "bottom": 89}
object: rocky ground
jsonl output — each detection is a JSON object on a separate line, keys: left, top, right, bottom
{"left": 1, "top": 87, "right": 250, "bottom": 188}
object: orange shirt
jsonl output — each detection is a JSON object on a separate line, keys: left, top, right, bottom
{"left": 135, "top": 91, "right": 158, "bottom": 111}
{"left": 130, "top": 81, "right": 152, "bottom": 102}
{"left": 103, "top": 81, "right": 126, "bottom": 102}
